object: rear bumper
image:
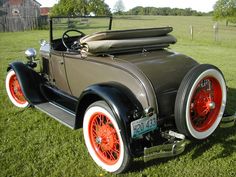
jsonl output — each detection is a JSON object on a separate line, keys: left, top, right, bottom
{"left": 143, "top": 131, "right": 187, "bottom": 162}
{"left": 143, "top": 113, "right": 236, "bottom": 162}
{"left": 220, "top": 113, "right": 236, "bottom": 128}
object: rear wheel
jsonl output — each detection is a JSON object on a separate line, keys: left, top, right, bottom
{"left": 83, "top": 101, "right": 132, "bottom": 174}
{"left": 175, "top": 64, "right": 227, "bottom": 139}
{"left": 5, "top": 70, "right": 29, "bottom": 108}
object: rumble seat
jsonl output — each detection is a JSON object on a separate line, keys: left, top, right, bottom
{"left": 80, "top": 27, "right": 177, "bottom": 54}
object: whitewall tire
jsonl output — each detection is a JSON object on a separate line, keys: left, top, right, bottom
{"left": 83, "top": 101, "right": 131, "bottom": 174}
{"left": 175, "top": 64, "right": 227, "bottom": 139}
{"left": 5, "top": 70, "right": 29, "bottom": 108}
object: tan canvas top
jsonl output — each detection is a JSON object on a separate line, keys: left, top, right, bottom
{"left": 80, "top": 27, "right": 176, "bottom": 54}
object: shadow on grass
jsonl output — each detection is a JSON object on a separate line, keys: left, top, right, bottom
{"left": 225, "top": 87, "right": 236, "bottom": 115}
{"left": 187, "top": 125, "right": 236, "bottom": 160}
{"left": 128, "top": 156, "right": 176, "bottom": 173}
{"left": 2, "top": 105, "right": 29, "bottom": 116}
{"left": 129, "top": 87, "right": 236, "bottom": 172}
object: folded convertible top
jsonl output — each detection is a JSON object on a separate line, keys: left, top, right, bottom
{"left": 80, "top": 27, "right": 176, "bottom": 54}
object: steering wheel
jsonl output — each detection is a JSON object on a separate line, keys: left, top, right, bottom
{"left": 62, "top": 29, "right": 85, "bottom": 51}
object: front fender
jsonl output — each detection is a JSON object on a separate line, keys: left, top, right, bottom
{"left": 8, "top": 61, "right": 46, "bottom": 104}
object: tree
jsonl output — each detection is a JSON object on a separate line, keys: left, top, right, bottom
{"left": 113, "top": 0, "right": 125, "bottom": 15}
{"left": 213, "top": 0, "right": 236, "bottom": 25}
{"left": 125, "top": 6, "right": 205, "bottom": 16}
{"left": 50, "top": 0, "right": 111, "bottom": 16}
{"left": 88, "top": 0, "right": 111, "bottom": 16}
{"left": 50, "top": 0, "right": 87, "bottom": 16}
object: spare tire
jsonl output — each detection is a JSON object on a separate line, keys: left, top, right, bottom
{"left": 175, "top": 64, "right": 227, "bottom": 139}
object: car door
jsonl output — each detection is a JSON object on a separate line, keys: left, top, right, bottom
{"left": 50, "top": 50, "right": 71, "bottom": 94}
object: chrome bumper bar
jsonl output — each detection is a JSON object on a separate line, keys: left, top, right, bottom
{"left": 220, "top": 113, "right": 236, "bottom": 128}
{"left": 144, "top": 113, "right": 236, "bottom": 162}
{"left": 144, "top": 131, "right": 187, "bottom": 162}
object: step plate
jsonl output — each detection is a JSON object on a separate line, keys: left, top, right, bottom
{"left": 35, "top": 102, "right": 76, "bottom": 129}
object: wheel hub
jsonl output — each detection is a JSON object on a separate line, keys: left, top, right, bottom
{"left": 89, "top": 112, "right": 120, "bottom": 165}
{"left": 9, "top": 75, "right": 26, "bottom": 104}
{"left": 190, "top": 77, "right": 223, "bottom": 132}
{"left": 209, "top": 102, "right": 215, "bottom": 109}
{"left": 96, "top": 124, "right": 116, "bottom": 151}
{"left": 96, "top": 137, "right": 102, "bottom": 144}
{"left": 193, "top": 89, "right": 213, "bottom": 117}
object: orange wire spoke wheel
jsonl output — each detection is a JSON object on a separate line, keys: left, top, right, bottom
{"left": 88, "top": 112, "right": 120, "bottom": 165}
{"left": 175, "top": 64, "right": 227, "bottom": 139}
{"left": 190, "top": 77, "right": 222, "bottom": 132}
{"left": 6, "top": 70, "right": 29, "bottom": 108}
{"left": 9, "top": 74, "right": 27, "bottom": 104}
{"left": 83, "top": 101, "right": 131, "bottom": 173}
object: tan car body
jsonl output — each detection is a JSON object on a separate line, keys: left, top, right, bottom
{"left": 6, "top": 17, "right": 228, "bottom": 173}
{"left": 41, "top": 47, "right": 198, "bottom": 117}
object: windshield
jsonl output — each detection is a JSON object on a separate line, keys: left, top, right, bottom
{"left": 50, "top": 16, "right": 112, "bottom": 41}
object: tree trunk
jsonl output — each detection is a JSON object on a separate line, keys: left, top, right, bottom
{"left": 226, "top": 20, "right": 228, "bottom": 26}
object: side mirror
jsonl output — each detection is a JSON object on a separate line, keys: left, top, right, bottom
{"left": 25, "top": 48, "right": 37, "bottom": 61}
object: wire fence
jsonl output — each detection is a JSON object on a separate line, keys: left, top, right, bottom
{"left": 110, "top": 16, "right": 236, "bottom": 46}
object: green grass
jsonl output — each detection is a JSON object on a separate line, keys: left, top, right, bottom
{"left": 0, "top": 16, "right": 236, "bottom": 177}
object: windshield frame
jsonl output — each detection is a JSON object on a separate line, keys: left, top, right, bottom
{"left": 49, "top": 16, "right": 113, "bottom": 46}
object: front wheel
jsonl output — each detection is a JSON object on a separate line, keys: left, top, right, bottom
{"left": 175, "top": 64, "right": 227, "bottom": 139}
{"left": 5, "top": 70, "right": 29, "bottom": 108}
{"left": 83, "top": 101, "right": 132, "bottom": 174}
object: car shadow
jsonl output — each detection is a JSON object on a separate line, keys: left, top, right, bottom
{"left": 186, "top": 125, "right": 236, "bottom": 161}
{"left": 129, "top": 87, "right": 236, "bottom": 173}
{"left": 225, "top": 87, "right": 236, "bottom": 115}
{"left": 129, "top": 156, "right": 177, "bottom": 173}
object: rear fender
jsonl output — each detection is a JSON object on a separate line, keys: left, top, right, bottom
{"left": 75, "top": 82, "right": 144, "bottom": 153}
{"left": 7, "top": 61, "right": 46, "bottom": 104}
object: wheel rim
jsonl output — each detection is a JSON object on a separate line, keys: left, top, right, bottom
{"left": 190, "top": 77, "right": 222, "bottom": 132}
{"left": 9, "top": 74, "right": 27, "bottom": 104}
{"left": 88, "top": 112, "right": 120, "bottom": 165}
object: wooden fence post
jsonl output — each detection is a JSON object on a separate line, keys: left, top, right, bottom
{"left": 213, "top": 22, "right": 219, "bottom": 41}
{"left": 190, "top": 25, "right": 193, "bottom": 40}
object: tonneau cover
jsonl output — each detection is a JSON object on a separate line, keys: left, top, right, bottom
{"left": 80, "top": 27, "right": 176, "bottom": 54}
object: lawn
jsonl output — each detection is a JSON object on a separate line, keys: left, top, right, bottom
{"left": 0, "top": 16, "right": 236, "bottom": 177}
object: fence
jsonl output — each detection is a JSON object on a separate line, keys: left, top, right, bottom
{"left": 0, "top": 16, "right": 40, "bottom": 32}
{"left": 111, "top": 16, "right": 236, "bottom": 44}
{"left": 0, "top": 6, "right": 41, "bottom": 32}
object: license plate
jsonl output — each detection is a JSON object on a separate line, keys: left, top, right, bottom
{"left": 131, "top": 114, "right": 157, "bottom": 138}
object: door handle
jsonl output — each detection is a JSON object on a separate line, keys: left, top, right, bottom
{"left": 59, "top": 60, "right": 64, "bottom": 65}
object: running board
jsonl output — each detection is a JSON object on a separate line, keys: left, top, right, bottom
{"left": 35, "top": 102, "right": 76, "bottom": 129}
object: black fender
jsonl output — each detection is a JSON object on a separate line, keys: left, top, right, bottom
{"left": 75, "top": 82, "right": 143, "bottom": 154}
{"left": 7, "top": 61, "right": 46, "bottom": 104}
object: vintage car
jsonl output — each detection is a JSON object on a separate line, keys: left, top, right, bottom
{"left": 6, "top": 16, "right": 227, "bottom": 173}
